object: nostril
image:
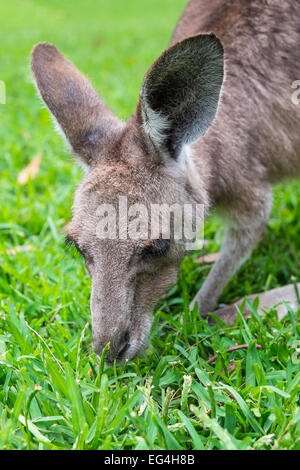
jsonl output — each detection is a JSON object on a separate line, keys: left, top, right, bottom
{"left": 117, "top": 330, "right": 130, "bottom": 359}
{"left": 124, "top": 330, "right": 130, "bottom": 345}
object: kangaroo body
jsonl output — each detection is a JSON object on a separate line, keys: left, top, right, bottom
{"left": 174, "top": 0, "right": 300, "bottom": 203}
{"left": 172, "top": 0, "right": 300, "bottom": 313}
{"left": 32, "top": 0, "right": 300, "bottom": 361}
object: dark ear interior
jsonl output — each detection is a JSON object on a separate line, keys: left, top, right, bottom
{"left": 139, "top": 34, "right": 224, "bottom": 159}
{"left": 31, "top": 42, "right": 121, "bottom": 165}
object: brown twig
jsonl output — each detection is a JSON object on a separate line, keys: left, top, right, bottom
{"left": 206, "top": 344, "right": 262, "bottom": 365}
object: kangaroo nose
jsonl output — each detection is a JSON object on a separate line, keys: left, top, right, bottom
{"left": 93, "top": 330, "right": 130, "bottom": 363}
{"left": 117, "top": 330, "right": 130, "bottom": 356}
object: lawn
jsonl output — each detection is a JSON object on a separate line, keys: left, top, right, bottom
{"left": 0, "top": 0, "right": 299, "bottom": 450}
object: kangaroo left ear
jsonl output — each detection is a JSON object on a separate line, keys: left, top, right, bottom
{"left": 31, "top": 42, "right": 123, "bottom": 167}
{"left": 137, "top": 34, "right": 224, "bottom": 160}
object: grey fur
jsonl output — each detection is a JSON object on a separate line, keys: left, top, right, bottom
{"left": 31, "top": 0, "right": 300, "bottom": 362}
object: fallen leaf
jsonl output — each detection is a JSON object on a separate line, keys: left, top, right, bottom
{"left": 6, "top": 245, "right": 33, "bottom": 255}
{"left": 92, "top": 36, "right": 103, "bottom": 47}
{"left": 17, "top": 152, "right": 42, "bottom": 185}
{"left": 196, "top": 252, "right": 220, "bottom": 264}
{"left": 50, "top": 308, "right": 60, "bottom": 323}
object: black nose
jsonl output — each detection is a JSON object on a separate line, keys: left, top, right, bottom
{"left": 116, "top": 330, "right": 130, "bottom": 360}
{"left": 93, "top": 330, "right": 130, "bottom": 363}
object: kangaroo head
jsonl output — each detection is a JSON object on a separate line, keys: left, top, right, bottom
{"left": 31, "top": 35, "right": 224, "bottom": 362}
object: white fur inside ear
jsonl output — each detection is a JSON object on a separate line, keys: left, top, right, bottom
{"left": 142, "top": 98, "right": 170, "bottom": 147}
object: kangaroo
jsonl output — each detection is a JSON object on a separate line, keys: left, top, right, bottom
{"left": 31, "top": 0, "right": 300, "bottom": 363}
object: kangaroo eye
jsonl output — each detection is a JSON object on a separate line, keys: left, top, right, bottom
{"left": 141, "top": 239, "right": 171, "bottom": 261}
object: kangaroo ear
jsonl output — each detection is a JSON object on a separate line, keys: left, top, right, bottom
{"left": 31, "top": 43, "right": 122, "bottom": 167}
{"left": 138, "top": 34, "right": 224, "bottom": 160}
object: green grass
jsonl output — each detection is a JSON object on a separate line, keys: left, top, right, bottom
{"left": 0, "top": 0, "right": 299, "bottom": 450}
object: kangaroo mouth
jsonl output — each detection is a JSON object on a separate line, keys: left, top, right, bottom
{"left": 113, "top": 315, "right": 153, "bottom": 364}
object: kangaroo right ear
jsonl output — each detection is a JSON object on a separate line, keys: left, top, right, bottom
{"left": 137, "top": 34, "right": 224, "bottom": 160}
{"left": 31, "top": 43, "right": 122, "bottom": 167}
